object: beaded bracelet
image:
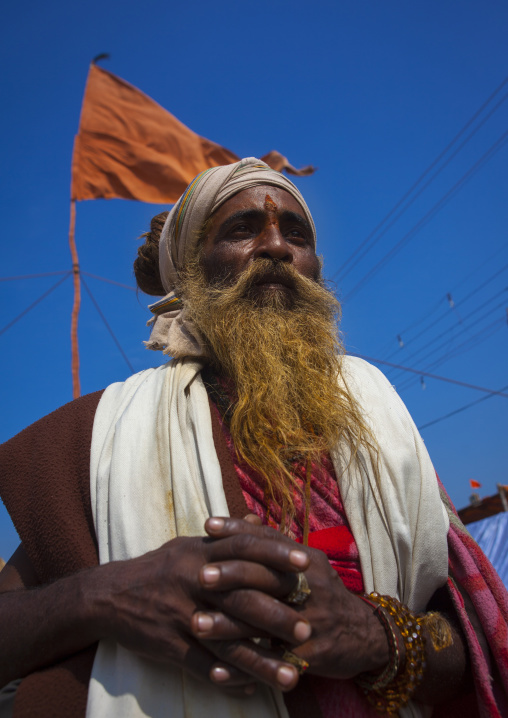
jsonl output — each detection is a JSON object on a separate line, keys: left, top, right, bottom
{"left": 357, "top": 592, "right": 426, "bottom": 716}
{"left": 356, "top": 596, "right": 400, "bottom": 691}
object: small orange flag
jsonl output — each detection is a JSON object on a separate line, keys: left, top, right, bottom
{"left": 469, "top": 479, "right": 482, "bottom": 489}
{"left": 71, "top": 65, "right": 315, "bottom": 204}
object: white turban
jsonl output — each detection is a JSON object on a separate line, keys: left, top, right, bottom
{"left": 145, "top": 157, "right": 316, "bottom": 358}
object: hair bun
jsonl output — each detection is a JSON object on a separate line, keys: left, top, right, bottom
{"left": 134, "top": 211, "right": 169, "bottom": 296}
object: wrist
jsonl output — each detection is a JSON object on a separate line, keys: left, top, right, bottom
{"left": 356, "top": 593, "right": 426, "bottom": 715}
{"left": 358, "top": 597, "right": 391, "bottom": 674}
{"left": 74, "top": 563, "right": 116, "bottom": 642}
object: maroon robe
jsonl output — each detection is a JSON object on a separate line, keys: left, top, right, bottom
{"left": 0, "top": 392, "right": 321, "bottom": 718}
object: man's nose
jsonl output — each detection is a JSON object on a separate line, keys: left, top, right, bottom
{"left": 253, "top": 225, "right": 293, "bottom": 262}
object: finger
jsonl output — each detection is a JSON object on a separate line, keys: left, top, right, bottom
{"left": 205, "top": 589, "right": 312, "bottom": 645}
{"left": 192, "top": 610, "right": 270, "bottom": 640}
{"left": 207, "top": 517, "right": 286, "bottom": 542}
{"left": 204, "top": 638, "right": 300, "bottom": 692}
{"left": 151, "top": 635, "right": 218, "bottom": 684}
{"left": 168, "top": 637, "right": 258, "bottom": 696}
{"left": 210, "top": 663, "right": 259, "bottom": 697}
{"left": 209, "top": 663, "right": 258, "bottom": 693}
{"left": 243, "top": 513, "right": 263, "bottom": 526}
{"left": 204, "top": 529, "right": 310, "bottom": 573}
{"left": 200, "top": 559, "right": 296, "bottom": 598}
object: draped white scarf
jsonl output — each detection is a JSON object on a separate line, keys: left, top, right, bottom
{"left": 87, "top": 356, "right": 448, "bottom": 718}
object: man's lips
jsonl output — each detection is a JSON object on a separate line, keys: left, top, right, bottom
{"left": 253, "top": 272, "right": 295, "bottom": 290}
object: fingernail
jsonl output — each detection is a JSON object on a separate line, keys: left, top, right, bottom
{"left": 294, "top": 620, "right": 312, "bottom": 642}
{"left": 207, "top": 518, "right": 225, "bottom": 531}
{"left": 211, "top": 666, "right": 230, "bottom": 682}
{"left": 202, "top": 565, "right": 221, "bottom": 584}
{"left": 289, "top": 550, "right": 308, "bottom": 568}
{"left": 196, "top": 613, "right": 214, "bottom": 632}
{"left": 277, "top": 665, "right": 296, "bottom": 687}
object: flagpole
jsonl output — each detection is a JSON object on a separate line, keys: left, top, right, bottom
{"left": 68, "top": 198, "right": 81, "bottom": 398}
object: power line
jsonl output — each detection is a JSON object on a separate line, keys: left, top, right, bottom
{"left": 348, "top": 352, "right": 508, "bottom": 398}
{"left": 399, "top": 315, "right": 506, "bottom": 390}
{"left": 0, "top": 273, "right": 71, "bottom": 338}
{"left": 383, "top": 263, "right": 508, "bottom": 363}
{"left": 343, "top": 131, "right": 508, "bottom": 301}
{"left": 82, "top": 271, "right": 137, "bottom": 292}
{"left": 387, "top": 290, "right": 508, "bottom": 382}
{"left": 396, "top": 314, "right": 507, "bottom": 393}
{"left": 428, "top": 317, "right": 506, "bottom": 368}
{"left": 0, "top": 271, "right": 70, "bottom": 282}
{"left": 333, "top": 74, "right": 508, "bottom": 281}
{"left": 418, "top": 382, "right": 508, "bottom": 431}
{"left": 81, "top": 276, "right": 135, "bottom": 373}
{"left": 381, "top": 241, "right": 508, "bottom": 356}
{"left": 336, "top": 91, "right": 508, "bottom": 283}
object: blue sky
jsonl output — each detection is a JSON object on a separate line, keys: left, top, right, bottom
{"left": 1, "top": 0, "right": 507, "bottom": 560}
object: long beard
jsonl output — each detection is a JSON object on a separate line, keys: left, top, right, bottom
{"left": 181, "top": 258, "right": 375, "bottom": 532}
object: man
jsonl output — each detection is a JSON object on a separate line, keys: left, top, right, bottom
{"left": 0, "top": 158, "right": 507, "bottom": 718}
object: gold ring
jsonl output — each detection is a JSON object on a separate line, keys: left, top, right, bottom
{"left": 282, "top": 649, "right": 309, "bottom": 675}
{"left": 284, "top": 572, "right": 311, "bottom": 605}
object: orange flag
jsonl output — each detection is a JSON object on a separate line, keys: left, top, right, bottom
{"left": 469, "top": 479, "right": 482, "bottom": 489}
{"left": 71, "top": 65, "right": 315, "bottom": 204}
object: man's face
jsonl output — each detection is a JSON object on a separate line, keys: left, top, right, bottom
{"left": 199, "top": 186, "right": 320, "bottom": 303}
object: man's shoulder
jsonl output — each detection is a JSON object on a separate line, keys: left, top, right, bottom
{"left": 341, "top": 354, "right": 395, "bottom": 393}
{"left": 2, "top": 390, "right": 105, "bottom": 450}
{"left": 1, "top": 364, "right": 180, "bottom": 451}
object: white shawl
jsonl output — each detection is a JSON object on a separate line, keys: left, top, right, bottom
{"left": 87, "top": 356, "right": 448, "bottom": 718}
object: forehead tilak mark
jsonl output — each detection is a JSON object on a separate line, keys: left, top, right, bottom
{"left": 264, "top": 194, "right": 278, "bottom": 212}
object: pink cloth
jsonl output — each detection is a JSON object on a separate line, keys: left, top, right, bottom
{"left": 212, "top": 402, "right": 379, "bottom": 716}
{"left": 436, "top": 480, "right": 508, "bottom": 718}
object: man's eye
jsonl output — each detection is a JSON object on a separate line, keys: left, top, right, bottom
{"left": 287, "top": 229, "right": 306, "bottom": 241}
{"left": 229, "top": 224, "right": 251, "bottom": 236}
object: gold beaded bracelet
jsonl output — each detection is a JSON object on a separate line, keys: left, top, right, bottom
{"left": 356, "top": 596, "right": 400, "bottom": 691}
{"left": 356, "top": 592, "right": 426, "bottom": 716}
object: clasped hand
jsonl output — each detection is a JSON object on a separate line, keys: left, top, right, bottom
{"left": 99, "top": 517, "right": 387, "bottom": 696}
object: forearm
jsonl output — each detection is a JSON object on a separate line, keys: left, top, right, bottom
{"left": 359, "top": 595, "right": 471, "bottom": 708}
{"left": 414, "top": 616, "right": 470, "bottom": 705}
{"left": 0, "top": 567, "right": 104, "bottom": 686}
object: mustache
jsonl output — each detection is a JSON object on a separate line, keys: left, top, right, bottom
{"left": 207, "top": 259, "right": 316, "bottom": 302}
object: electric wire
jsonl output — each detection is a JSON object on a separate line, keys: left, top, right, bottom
{"left": 403, "top": 316, "right": 506, "bottom": 386}
{"left": 343, "top": 131, "right": 508, "bottom": 302}
{"left": 333, "top": 74, "right": 508, "bottom": 281}
{"left": 0, "top": 271, "right": 70, "bottom": 282}
{"left": 81, "top": 276, "right": 135, "bottom": 373}
{"left": 347, "top": 352, "right": 508, "bottom": 397}
{"left": 379, "top": 241, "right": 508, "bottom": 357}
{"left": 335, "top": 91, "right": 508, "bottom": 283}
{"left": 403, "top": 313, "right": 506, "bottom": 380}
{"left": 385, "top": 287, "right": 508, "bottom": 381}
{"left": 386, "top": 288, "right": 508, "bottom": 384}
{"left": 397, "top": 314, "right": 507, "bottom": 392}
{"left": 418, "top": 382, "right": 508, "bottom": 431}
{"left": 82, "top": 271, "right": 137, "bottom": 292}
{"left": 427, "top": 317, "right": 506, "bottom": 368}
{"left": 383, "top": 261, "right": 508, "bottom": 362}
{"left": 0, "top": 272, "right": 72, "bottom": 338}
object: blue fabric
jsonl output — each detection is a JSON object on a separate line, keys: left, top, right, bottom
{"left": 467, "top": 511, "right": 508, "bottom": 589}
